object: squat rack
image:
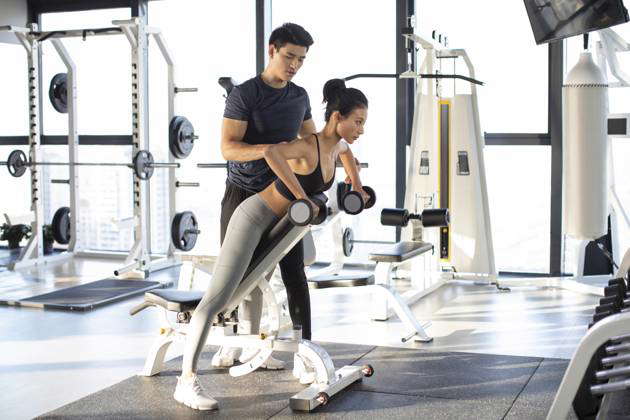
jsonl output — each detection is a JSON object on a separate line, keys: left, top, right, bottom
{"left": 0, "top": 18, "right": 197, "bottom": 278}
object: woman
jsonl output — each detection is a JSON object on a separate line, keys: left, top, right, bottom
{"left": 175, "top": 79, "right": 369, "bottom": 410}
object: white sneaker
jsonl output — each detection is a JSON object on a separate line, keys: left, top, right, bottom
{"left": 239, "top": 347, "right": 285, "bottom": 370}
{"left": 173, "top": 375, "right": 218, "bottom": 411}
{"left": 293, "top": 354, "right": 316, "bottom": 385}
{"left": 211, "top": 346, "right": 240, "bottom": 368}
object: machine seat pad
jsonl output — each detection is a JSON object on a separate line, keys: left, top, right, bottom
{"left": 368, "top": 241, "right": 434, "bottom": 263}
{"left": 144, "top": 289, "right": 205, "bottom": 312}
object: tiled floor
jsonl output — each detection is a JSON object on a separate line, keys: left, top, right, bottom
{"left": 0, "top": 255, "right": 601, "bottom": 420}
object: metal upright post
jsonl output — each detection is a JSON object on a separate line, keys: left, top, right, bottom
{"left": 396, "top": 0, "right": 414, "bottom": 240}
{"left": 50, "top": 39, "right": 80, "bottom": 252}
{"left": 151, "top": 31, "right": 176, "bottom": 258}
{"left": 118, "top": 19, "right": 151, "bottom": 275}
{"left": 549, "top": 40, "right": 564, "bottom": 276}
{"left": 11, "top": 25, "right": 44, "bottom": 269}
{"left": 256, "top": 0, "right": 272, "bottom": 74}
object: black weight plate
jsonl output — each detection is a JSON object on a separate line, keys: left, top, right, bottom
{"left": 572, "top": 345, "right": 605, "bottom": 417}
{"left": 171, "top": 211, "right": 198, "bottom": 251}
{"left": 337, "top": 182, "right": 351, "bottom": 209}
{"left": 52, "top": 206, "right": 71, "bottom": 245}
{"left": 170, "top": 212, "right": 184, "bottom": 249}
{"left": 133, "top": 150, "right": 154, "bottom": 180}
{"left": 342, "top": 191, "right": 364, "bottom": 215}
{"left": 342, "top": 227, "right": 354, "bottom": 257}
{"left": 169, "top": 116, "right": 195, "bottom": 159}
{"left": 49, "top": 73, "right": 68, "bottom": 114}
{"left": 177, "top": 118, "right": 195, "bottom": 157}
{"left": 168, "top": 116, "right": 185, "bottom": 158}
{"left": 7, "top": 150, "right": 27, "bottom": 178}
{"left": 311, "top": 197, "right": 328, "bottom": 225}
{"left": 288, "top": 200, "right": 312, "bottom": 226}
{"left": 182, "top": 212, "right": 199, "bottom": 251}
{"left": 363, "top": 186, "right": 376, "bottom": 209}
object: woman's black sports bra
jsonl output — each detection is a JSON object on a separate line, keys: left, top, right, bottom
{"left": 274, "top": 134, "right": 336, "bottom": 201}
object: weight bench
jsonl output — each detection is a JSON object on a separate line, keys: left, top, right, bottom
{"left": 130, "top": 194, "right": 373, "bottom": 411}
{"left": 368, "top": 240, "right": 435, "bottom": 343}
{"left": 363, "top": 208, "right": 450, "bottom": 343}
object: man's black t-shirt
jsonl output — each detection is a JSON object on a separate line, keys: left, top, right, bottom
{"left": 223, "top": 74, "right": 312, "bottom": 193}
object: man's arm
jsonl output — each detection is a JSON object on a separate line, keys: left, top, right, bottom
{"left": 263, "top": 138, "right": 312, "bottom": 200}
{"left": 220, "top": 118, "right": 270, "bottom": 162}
{"left": 298, "top": 118, "right": 317, "bottom": 139}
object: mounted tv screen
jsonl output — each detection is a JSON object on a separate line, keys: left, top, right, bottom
{"left": 524, "top": 0, "right": 629, "bottom": 44}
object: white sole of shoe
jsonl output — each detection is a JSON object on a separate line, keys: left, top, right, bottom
{"left": 174, "top": 394, "right": 218, "bottom": 411}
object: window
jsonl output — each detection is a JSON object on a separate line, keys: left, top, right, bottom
{"left": 0, "top": 42, "right": 30, "bottom": 223}
{"left": 41, "top": 9, "right": 132, "bottom": 135}
{"left": 418, "top": 1, "right": 548, "bottom": 133}
{"left": 485, "top": 146, "right": 551, "bottom": 273}
{"left": 272, "top": 0, "right": 397, "bottom": 262}
{"left": 149, "top": 1, "right": 256, "bottom": 255}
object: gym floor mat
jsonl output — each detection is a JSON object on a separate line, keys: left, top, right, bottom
{"left": 11, "top": 279, "right": 162, "bottom": 311}
{"left": 39, "top": 342, "right": 576, "bottom": 419}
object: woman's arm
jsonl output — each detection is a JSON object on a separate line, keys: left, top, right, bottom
{"left": 338, "top": 141, "right": 362, "bottom": 188}
{"left": 263, "top": 138, "right": 312, "bottom": 201}
{"left": 338, "top": 141, "right": 370, "bottom": 203}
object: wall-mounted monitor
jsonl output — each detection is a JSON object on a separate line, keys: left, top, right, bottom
{"left": 524, "top": 0, "right": 629, "bottom": 44}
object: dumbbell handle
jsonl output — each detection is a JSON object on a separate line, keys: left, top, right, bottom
{"left": 591, "top": 378, "right": 630, "bottom": 395}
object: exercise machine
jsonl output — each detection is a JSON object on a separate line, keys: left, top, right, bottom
{"left": 131, "top": 193, "right": 374, "bottom": 411}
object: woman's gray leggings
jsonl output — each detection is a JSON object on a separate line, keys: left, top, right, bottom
{"left": 182, "top": 194, "right": 279, "bottom": 376}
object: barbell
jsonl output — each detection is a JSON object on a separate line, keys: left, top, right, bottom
{"left": 2, "top": 149, "right": 179, "bottom": 180}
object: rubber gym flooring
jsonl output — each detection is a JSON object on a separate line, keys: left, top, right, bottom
{"left": 39, "top": 342, "right": 573, "bottom": 419}
{"left": 1, "top": 256, "right": 609, "bottom": 419}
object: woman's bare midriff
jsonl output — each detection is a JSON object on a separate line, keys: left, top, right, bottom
{"left": 258, "top": 184, "right": 292, "bottom": 217}
{"left": 257, "top": 135, "right": 338, "bottom": 218}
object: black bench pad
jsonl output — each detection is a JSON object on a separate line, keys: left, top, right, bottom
{"left": 145, "top": 290, "right": 204, "bottom": 312}
{"left": 368, "top": 241, "right": 434, "bottom": 263}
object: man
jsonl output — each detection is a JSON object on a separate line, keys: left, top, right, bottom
{"left": 214, "top": 23, "right": 315, "bottom": 373}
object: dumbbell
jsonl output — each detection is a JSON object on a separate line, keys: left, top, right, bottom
{"left": 381, "top": 208, "right": 449, "bottom": 228}
{"left": 573, "top": 343, "right": 607, "bottom": 417}
{"left": 574, "top": 288, "right": 625, "bottom": 417}
{"left": 288, "top": 196, "right": 328, "bottom": 226}
{"left": 591, "top": 279, "right": 630, "bottom": 324}
{"left": 337, "top": 183, "right": 376, "bottom": 215}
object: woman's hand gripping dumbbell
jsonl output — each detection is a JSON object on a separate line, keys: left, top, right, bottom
{"left": 287, "top": 194, "right": 329, "bottom": 226}
{"left": 337, "top": 182, "right": 377, "bottom": 215}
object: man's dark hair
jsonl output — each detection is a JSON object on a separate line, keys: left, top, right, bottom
{"left": 269, "top": 23, "right": 314, "bottom": 51}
